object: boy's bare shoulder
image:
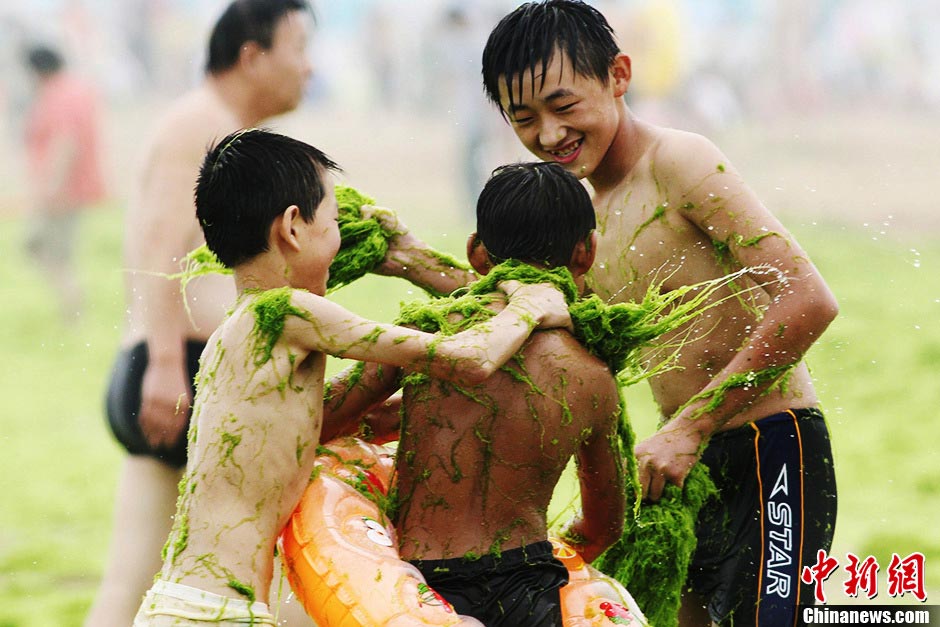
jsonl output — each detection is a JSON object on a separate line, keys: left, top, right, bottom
{"left": 527, "top": 330, "right": 617, "bottom": 393}
{"left": 649, "top": 126, "right": 725, "bottom": 173}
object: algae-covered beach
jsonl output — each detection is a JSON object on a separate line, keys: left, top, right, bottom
{"left": 1, "top": 99, "right": 938, "bottom": 625}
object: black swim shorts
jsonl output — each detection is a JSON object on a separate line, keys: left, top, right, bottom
{"left": 105, "top": 340, "right": 205, "bottom": 468}
{"left": 687, "top": 408, "right": 838, "bottom": 626}
{"left": 411, "top": 540, "right": 569, "bottom": 627}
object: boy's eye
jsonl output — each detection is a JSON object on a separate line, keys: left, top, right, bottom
{"left": 513, "top": 116, "right": 533, "bottom": 126}
{"left": 557, "top": 102, "right": 577, "bottom": 113}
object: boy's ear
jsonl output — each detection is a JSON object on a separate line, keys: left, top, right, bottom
{"left": 569, "top": 230, "right": 598, "bottom": 277}
{"left": 466, "top": 232, "right": 492, "bottom": 276}
{"left": 237, "top": 41, "right": 261, "bottom": 74}
{"left": 611, "top": 53, "right": 632, "bottom": 98}
{"left": 275, "top": 205, "right": 304, "bottom": 253}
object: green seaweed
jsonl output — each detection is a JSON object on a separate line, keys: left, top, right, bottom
{"left": 392, "top": 260, "right": 744, "bottom": 627}
{"left": 163, "top": 245, "right": 233, "bottom": 326}
{"left": 247, "top": 287, "right": 312, "bottom": 366}
{"left": 399, "top": 259, "right": 744, "bottom": 381}
{"left": 678, "top": 363, "right": 796, "bottom": 420}
{"left": 227, "top": 579, "right": 256, "bottom": 604}
{"left": 327, "top": 185, "right": 392, "bottom": 291}
{"left": 594, "top": 462, "right": 716, "bottom": 627}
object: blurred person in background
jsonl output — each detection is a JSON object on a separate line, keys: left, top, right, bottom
{"left": 85, "top": 1, "right": 316, "bottom": 625}
{"left": 22, "top": 42, "right": 105, "bottom": 324}
{"left": 431, "top": 4, "right": 490, "bottom": 213}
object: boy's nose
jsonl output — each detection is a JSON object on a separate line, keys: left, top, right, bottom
{"left": 538, "top": 118, "right": 566, "bottom": 149}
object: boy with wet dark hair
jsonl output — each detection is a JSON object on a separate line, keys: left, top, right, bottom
{"left": 479, "top": 1, "right": 839, "bottom": 625}
{"left": 133, "top": 130, "right": 572, "bottom": 626}
{"left": 475, "top": 161, "right": 598, "bottom": 267}
{"left": 92, "top": 2, "right": 318, "bottom": 624}
{"left": 325, "top": 161, "right": 626, "bottom": 627}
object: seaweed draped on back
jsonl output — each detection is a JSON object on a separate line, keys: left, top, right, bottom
{"left": 396, "top": 259, "right": 720, "bottom": 627}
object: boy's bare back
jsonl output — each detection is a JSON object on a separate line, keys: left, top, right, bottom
{"left": 161, "top": 292, "right": 328, "bottom": 602}
{"left": 397, "top": 308, "right": 623, "bottom": 562}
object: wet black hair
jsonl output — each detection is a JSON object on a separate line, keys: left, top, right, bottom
{"left": 25, "top": 45, "right": 64, "bottom": 76}
{"left": 205, "top": 0, "right": 311, "bottom": 75}
{"left": 476, "top": 161, "right": 595, "bottom": 267}
{"left": 195, "top": 128, "right": 339, "bottom": 268}
{"left": 482, "top": 0, "right": 620, "bottom": 115}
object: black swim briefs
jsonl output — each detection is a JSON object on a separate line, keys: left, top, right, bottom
{"left": 687, "top": 407, "right": 838, "bottom": 626}
{"left": 410, "top": 541, "right": 569, "bottom": 627}
{"left": 105, "top": 340, "right": 204, "bottom": 468}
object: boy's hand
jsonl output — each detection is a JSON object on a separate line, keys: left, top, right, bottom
{"left": 360, "top": 204, "right": 416, "bottom": 278}
{"left": 635, "top": 423, "right": 704, "bottom": 502}
{"left": 500, "top": 280, "right": 573, "bottom": 332}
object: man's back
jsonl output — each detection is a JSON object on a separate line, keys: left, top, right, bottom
{"left": 123, "top": 84, "right": 240, "bottom": 344}
{"left": 396, "top": 322, "right": 623, "bottom": 562}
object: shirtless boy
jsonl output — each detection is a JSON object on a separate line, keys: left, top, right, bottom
{"left": 91, "top": 2, "right": 316, "bottom": 624}
{"left": 480, "top": 2, "right": 840, "bottom": 625}
{"left": 132, "top": 129, "right": 571, "bottom": 625}
{"left": 326, "top": 162, "right": 626, "bottom": 626}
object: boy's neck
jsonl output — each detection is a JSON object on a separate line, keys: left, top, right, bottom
{"left": 233, "top": 256, "right": 292, "bottom": 296}
{"left": 587, "top": 104, "right": 648, "bottom": 195}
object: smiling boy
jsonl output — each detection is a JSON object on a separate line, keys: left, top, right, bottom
{"left": 131, "top": 129, "right": 571, "bottom": 626}
{"left": 480, "top": 2, "right": 839, "bottom": 625}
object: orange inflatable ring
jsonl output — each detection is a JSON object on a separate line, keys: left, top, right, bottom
{"left": 279, "top": 438, "right": 648, "bottom": 627}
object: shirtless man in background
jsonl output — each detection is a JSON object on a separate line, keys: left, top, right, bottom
{"left": 86, "top": 2, "right": 316, "bottom": 624}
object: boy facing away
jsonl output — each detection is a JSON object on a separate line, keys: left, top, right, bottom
{"left": 324, "top": 161, "right": 627, "bottom": 627}
{"left": 132, "top": 129, "right": 572, "bottom": 626}
{"left": 477, "top": 1, "right": 840, "bottom": 625}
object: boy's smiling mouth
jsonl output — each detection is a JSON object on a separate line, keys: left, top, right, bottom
{"left": 547, "top": 138, "right": 583, "bottom": 163}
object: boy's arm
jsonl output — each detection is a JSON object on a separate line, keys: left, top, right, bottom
{"left": 288, "top": 281, "right": 571, "bottom": 386}
{"left": 321, "top": 362, "right": 402, "bottom": 443}
{"left": 637, "top": 133, "right": 839, "bottom": 500}
{"left": 364, "top": 205, "right": 476, "bottom": 295}
{"left": 566, "top": 376, "right": 626, "bottom": 563}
